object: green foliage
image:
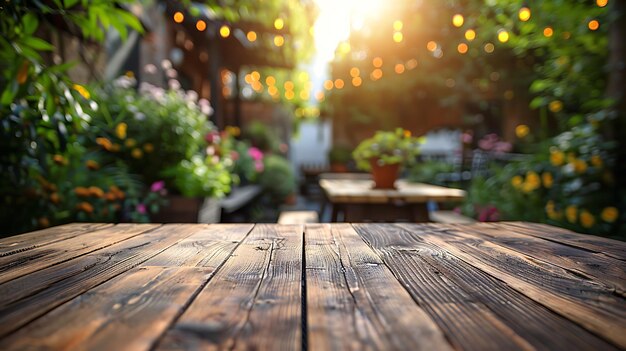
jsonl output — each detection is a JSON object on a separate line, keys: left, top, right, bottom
{"left": 328, "top": 144, "right": 353, "bottom": 164}
{"left": 352, "top": 129, "right": 424, "bottom": 171}
{"left": 258, "top": 155, "right": 296, "bottom": 203}
{"left": 162, "top": 155, "right": 232, "bottom": 198}
{"left": 406, "top": 160, "right": 456, "bottom": 184}
{"left": 242, "top": 121, "right": 280, "bottom": 152}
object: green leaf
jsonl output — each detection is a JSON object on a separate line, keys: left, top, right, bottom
{"left": 117, "top": 11, "right": 143, "bottom": 34}
{"left": 63, "top": 0, "right": 80, "bottom": 8}
{"left": 22, "top": 13, "right": 39, "bottom": 35}
{"left": 23, "top": 37, "right": 54, "bottom": 51}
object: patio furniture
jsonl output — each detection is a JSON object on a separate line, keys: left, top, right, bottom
{"left": 277, "top": 210, "right": 319, "bottom": 224}
{"left": 319, "top": 173, "right": 466, "bottom": 222}
{"left": 0, "top": 222, "right": 624, "bottom": 350}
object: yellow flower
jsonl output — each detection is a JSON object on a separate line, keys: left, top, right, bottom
{"left": 580, "top": 210, "right": 595, "bottom": 228}
{"left": 601, "top": 207, "right": 618, "bottom": 223}
{"left": 515, "top": 124, "right": 529, "bottom": 138}
{"left": 125, "top": 70, "right": 135, "bottom": 78}
{"left": 88, "top": 186, "right": 104, "bottom": 198}
{"left": 511, "top": 175, "right": 523, "bottom": 188}
{"left": 590, "top": 155, "right": 603, "bottom": 168}
{"left": 74, "top": 186, "right": 90, "bottom": 197}
{"left": 541, "top": 172, "right": 553, "bottom": 188}
{"left": 549, "top": 100, "right": 563, "bottom": 113}
{"left": 550, "top": 149, "right": 564, "bottom": 166}
{"left": 52, "top": 154, "right": 66, "bottom": 166}
{"left": 110, "top": 143, "right": 121, "bottom": 152}
{"left": 125, "top": 138, "right": 136, "bottom": 148}
{"left": 73, "top": 84, "right": 90, "bottom": 99}
{"left": 572, "top": 159, "right": 587, "bottom": 174}
{"left": 403, "top": 130, "right": 412, "bottom": 138}
{"left": 131, "top": 148, "right": 143, "bottom": 159}
{"left": 143, "top": 143, "right": 154, "bottom": 153}
{"left": 565, "top": 205, "right": 577, "bottom": 223}
{"left": 115, "top": 123, "right": 127, "bottom": 140}
{"left": 522, "top": 171, "right": 540, "bottom": 192}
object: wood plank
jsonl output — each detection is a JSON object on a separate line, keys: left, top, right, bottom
{"left": 0, "top": 223, "right": 159, "bottom": 284}
{"left": 0, "top": 224, "right": 199, "bottom": 337}
{"left": 156, "top": 224, "right": 303, "bottom": 351}
{"left": 0, "top": 266, "right": 210, "bottom": 351}
{"left": 354, "top": 223, "right": 618, "bottom": 351}
{"left": 394, "top": 223, "right": 626, "bottom": 349}
{"left": 143, "top": 224, "right": 254, "bottom": 267}
{"left": 278, "top": 211, "right": 319, "bottom": 224}
{"left": 0, "top": 223, "right": 112, "bottom": 257}
{"left": 445, "top": 223, "right": 626, "bottom": 295}
{"left": 501, "top": 222, "right": 626, "bottom": 261}
{"left": 306, "top": 223, "right": 451, "bottom": 351}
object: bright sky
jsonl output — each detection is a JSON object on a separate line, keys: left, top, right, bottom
{"left": 308, "top": 0, "right": 384, "bottom": 100}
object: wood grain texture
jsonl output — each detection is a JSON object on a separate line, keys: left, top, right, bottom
{"left": 446, "top": 222, "right": 626, "bottom": 295}
{"left": 0, "top": 224, "right": 198, "bottom": 337}
{"left": 306, "top": 223, "right": 451, "bottom": 351}
{"left": 394, "top": 223, "right": 626, "bottom": 349}
{"left": 355, "top": 223, "right": 618, "bottom": 351}
{"left": 0, "top": 266, "right": 210, "bottom": 351}
{"left": 502, "top": 222, "right": 626, "bottom": 261}
{"left": 0, "top": 223, "right": 112, "bottom": 257}
{"left": 143, "top": 224, "right": 254, "bottom": 267}
{"left": 156, "top": 224, "right": 303, "bottom": 351}
{"left": 0, "top": 223, "right": 158, "bottom": 284}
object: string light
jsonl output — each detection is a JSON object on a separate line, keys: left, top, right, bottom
{"left": 247, "top": 31, "right": 257, "bottom": 42}
{"left": 498, "top": 29, "right": 510, "bottom": 43}
{"left": 588, "top": 20, "right": 599, "bottom": 31}
{"left": 352, "top": 77, "right": 362, "bottom": 87}
{"left": 465, "top": 29, "right": 476, "bottom": 41}
{"left": 285, "top": 90, "right": 294, "bottom": 100}
{"left": 284, "top": 81, "right": 294, "bottom": 90}
{"left": 350, "top": 67, "right": 360, "bottom": 77}
{"left": 219, "top": 25, "right": 230, "bottom": 38}
{"left": 457, "top": 43, "right": 468, "bottom": 54}
{"left": 543, "top": 27, "right": 553, "bottom": 37}
{"left": 372, "top": 57, "right": 383, "bottom": 67}
{"left": 334, "top": 79, "right": 345, "bottom": 89}
{"left": 596, "top": 0, "right": 608, "bottom": 7}
{"left": 393, "top": 20, "right": 403, "bottom": 31}
{"left": 274, "top": 18, "right": 284, "bottom": 30}
{"left": 393, "top": 32, "right": 403, "bottom": 43}
{"left": 323, "top": 80, "right": 334, "bottom": 90}
{"left": 452, "top": 14, "right": 464, "bottom": 27}
{"left": 268, "top": 86, "right": 278, "bottom": 95}
{"left": 484, "top": 42, "right": 495, "bottom": 53}
{"left": 406, "top": 59, "right": 418, "bottom": 69}
{"left": 196, "top": 20, "right": 207, "bottom": 31}
{"left": 315, "top": 91, "right": 325, "bottom": 101}
{"left": 394, "top": 63, "right": 405, "bottom": 74}
{"left": 266, "top": 76, "right": 276, "bottom": 85}
{"left": 518, "top": 7, "right": 531, "bottom": 21}
{"left": 274, "top": 35, "right": 285, "bottom": 47}
{"left": 371, "top": 68, "right": 383, "bottom": 80}
{"left": 173, "top": 12, "right": 184, "bottom": 23}
{"left": 251, "top": 71, "right": 260, "bottom": 81}
{"left": 427, "top": 41, "right": 437, "bottom": 52}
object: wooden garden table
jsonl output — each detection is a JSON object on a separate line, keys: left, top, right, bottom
{"left": 0, "top": 222, "right": 624, "bottom": 350}
{"left": 319, "top": 174, "right": 466, "bottom": 222}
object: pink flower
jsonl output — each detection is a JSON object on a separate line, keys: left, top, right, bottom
{"left": 205, "top": 132, "right": 220, "bottom": 144}
{"left": 137, "top": 203, "right": 147, "bottom": 214}
{"left": 254, "top": 160, "right": 264, "bottom": 173}
{"left": 248, "top": 147, "right": 264, "bottom": 161}
{"left": 150, "top": 181, "right": 165, "bottom": 192}
{"left": 477, "top": 205, "right": 500, "bottom": 222}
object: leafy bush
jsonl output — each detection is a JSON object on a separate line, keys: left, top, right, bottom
{"left": 242, "top": 121, "right": 279, "bottom": 153}
{"left": 352, "top": 128, "right": 425, "bottom": 171}
{"left": 258, "top": 155, "right": 296, "bottom": 203}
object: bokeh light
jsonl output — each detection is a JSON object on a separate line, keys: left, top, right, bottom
{"left": 196, "top": 20, "right": 206, "bottom": 31}
{"left": 518, "top": 7, "right": 531, "bottom": 21}
{"left": 543, "top": 27, "right": 553, "bottom": 37}
{"left": 452, "top": 14, "right": 464, "bottom": 27}
{"left": 372, "top": 57, "right": 383, "bottom": 67}
{"left": 498, "top": 30, "right": 510, "bottom": 43}
{"left": 457, "top": 43, "right": 468, "bottom": 54}
{"left": 393, "top": 32, "right": 403, "bottom": 43}
{"left": 173, "top": 12, "right": 184, "bottom": 23}
{"left": 274, "top": 35, "right": 285, "bottom": 46}
{"left": 247, "top": 31, "right": 257, "bottom": 42}
{"left": 219, "top": 25, "right": 230, "bottom": 38}
{"left": 465, "top": 29, "right": 476, "bottom": 41}
{"left": 588, "top": 20, "right": 600, "bottom": 31}
{"left": 274, "top": 18, "right": 284, "bottom": 30}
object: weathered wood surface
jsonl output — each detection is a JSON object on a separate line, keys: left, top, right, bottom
{"left": 0, "top": 222, "right": 624, "bottom": 350}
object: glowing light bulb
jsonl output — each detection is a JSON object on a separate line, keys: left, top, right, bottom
{"left": 247, "top": 31, "right": 257, "bottom": 42}
{"left": 196, "top": 20, "right": 207, "bottom": 31}
{"left": 452, "top": 14, "right": 464, "bottom": 27}
{"left": 588, "top": 20, "right": 600, "bottom": 31}
{"left": 518, "top": 7, "right": 531, "bottom": 21}
{"left": 219, "top": 25, "right": 230, "bottom": 38}
{"left": 173, "top": 12, "right": 184, "bottom": 23}
{"left": 274, "top": 18, "right": 284, "bottom": 30}
{"left": 427, "top": 41, "right": 437, "bottom": 52}
{"left": 457, "top": 43, "right": 468, "bottom": 54}
{"left": 465, "top": 29, "right": 476, "bottom": 41}
{"left": 498, "top": 30, "right": 510, "bottom": 43}
{"left": 596, "top": 0, "right": 608, "bottom": 7}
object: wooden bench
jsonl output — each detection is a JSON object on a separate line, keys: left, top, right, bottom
{"left": 429, "top": 210, "right": 476, "bottom": 223}
{"left": 277, "top": 211, "right": 319, "bottom": 224}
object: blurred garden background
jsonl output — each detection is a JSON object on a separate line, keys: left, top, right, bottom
{"left": 1, "top": 0, "right": 624, "bottom": 239}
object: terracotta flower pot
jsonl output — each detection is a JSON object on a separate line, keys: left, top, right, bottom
{"left": 369, "top": 159, "right": 400, "bottom": 189}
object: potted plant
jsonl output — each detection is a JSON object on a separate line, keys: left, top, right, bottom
{"left": 328, "top": 144, "right": 353, "bottom": 172}
{"left": 352, "top": 128, "right": 425, "bottom": 189}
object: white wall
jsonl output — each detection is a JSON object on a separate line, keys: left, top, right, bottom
{"left": 289, "top": 120, "right": 332, "bottom": 179}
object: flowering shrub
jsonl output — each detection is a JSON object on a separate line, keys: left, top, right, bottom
{"left": 352, "top": 128, "right": 425, "bottom": 171}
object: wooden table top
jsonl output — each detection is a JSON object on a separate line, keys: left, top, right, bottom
{"left": 319, "top": 176, "right": 466, "bottom": 203}
{"left": 0, "top": 222, "right": 624, "bottom": 350}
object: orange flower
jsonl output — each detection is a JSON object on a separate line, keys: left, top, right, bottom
{"left": 74, "top": 186, "right": 90, "bottom": 197}
{"left": 105, "top": 192, "right": 117, "bottom": 202}
{"left": 86, "top": 160, "right": 100, "bottom": 170}
{"left": 17, "top": 61, "right": 29, "bottom": 84}
{"left": 52, "top": 154, "right": 66, "bottom": 165}
{"left": 143, "top": 143, "right": 154, "bottom": 153}
{"left": 50, "top": 193, "right": 61, "bottom": 204}
{"left": 77, "top": 202, "right": 94, "bottom": 213}
{"left": 38, "top": 217, "right": 50, "bottom": 228}
{"left": 131, "top": 148, "right": 143, "bottom": 159}
{"left": 96, "top": 137, "right": 113, "bottom": 151}
{"left": 88, "top": 186, "right": 104, "bottom": 198}
{"left": 601, "top": 207, "right": 618, "bottom": 223}
{"left": 115, "top": 123, "right": 127, "bottom": 139}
